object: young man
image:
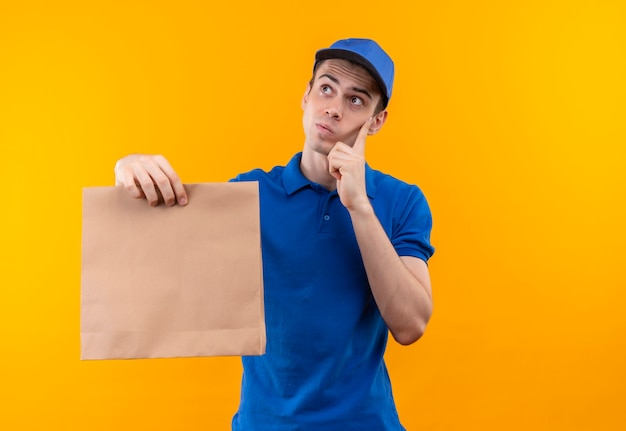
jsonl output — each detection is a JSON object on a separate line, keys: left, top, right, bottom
{"left": 115, "top": 38, "right": 435, "bottom": 430}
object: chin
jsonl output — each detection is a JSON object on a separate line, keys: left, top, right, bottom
{"left": 305, "top": 135, "right": 332, "bottom": 155}
{"left": 314, "top": 141, "right": 335, "bottom": 156}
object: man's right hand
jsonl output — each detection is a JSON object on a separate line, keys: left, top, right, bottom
{"left": 114, "top": 154, "right": 188, "bottom": 207}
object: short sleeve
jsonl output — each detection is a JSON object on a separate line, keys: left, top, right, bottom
{"left": 391, "top": 186, "right": 435, "bottom": 262}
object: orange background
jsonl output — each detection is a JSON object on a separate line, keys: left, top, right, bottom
{"left": 1, "top": 1, "right": 625, "bottom": 429}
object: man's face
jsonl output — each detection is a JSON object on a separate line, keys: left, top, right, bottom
{"left": 302, "top": 59, "right": 386, "bottom": 155}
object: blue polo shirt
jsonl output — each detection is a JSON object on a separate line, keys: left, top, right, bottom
{"left": 231, "top": 153, "right": 434, "bottom": 431}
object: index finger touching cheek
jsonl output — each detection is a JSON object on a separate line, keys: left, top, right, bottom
{"left": 352, "top": 117, "right": 373, "bottom": 155}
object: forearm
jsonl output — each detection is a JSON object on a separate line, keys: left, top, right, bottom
{"left": 349, "top": 203, "right": 433, "bottom": 345}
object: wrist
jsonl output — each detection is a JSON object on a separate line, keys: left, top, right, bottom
{"left": 347, "top": 199, "right": 375, "bottom": 217}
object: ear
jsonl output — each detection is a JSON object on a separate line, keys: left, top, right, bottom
{"left": 368, "top": 109, "right": 388, "bottom": 135}
{"left": 301, "top": 83, "right": 311, "bottom": 110}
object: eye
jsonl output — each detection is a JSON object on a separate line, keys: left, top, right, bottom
{"left": 350, "top": 96, "right": 364, "bottom": 106}
{"left": 321, "top": 85, "right": 332, "bottom": 94}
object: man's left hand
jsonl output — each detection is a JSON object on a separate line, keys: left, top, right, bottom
{"left": 327, "top": 117, "right": 372, "bottom": 212}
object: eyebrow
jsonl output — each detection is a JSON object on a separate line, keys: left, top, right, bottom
{"left": 318, "top": 73, "right": 373, "bottom": 101}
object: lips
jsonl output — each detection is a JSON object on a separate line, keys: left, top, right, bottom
{"left": 315, "top": 122, "right": 334, "bottom": 135}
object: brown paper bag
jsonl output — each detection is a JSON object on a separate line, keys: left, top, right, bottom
{"left": 80, "top": 182, "right": 265, "bottom": 360}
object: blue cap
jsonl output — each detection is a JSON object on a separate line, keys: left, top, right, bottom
{"left": 315, "top": 38, "right": 394, "bottom": 109}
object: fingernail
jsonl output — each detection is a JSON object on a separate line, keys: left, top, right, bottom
{"left": 179, "top": 197, "right": 187, "bottom": 205}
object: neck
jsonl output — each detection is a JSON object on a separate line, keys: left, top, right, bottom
{"left": 300, "top": 146, "right": 337, "bottom": 191}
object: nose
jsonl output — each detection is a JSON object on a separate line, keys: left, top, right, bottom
{"left": 325, "top": 102, "right": 342, "bottom": 120}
